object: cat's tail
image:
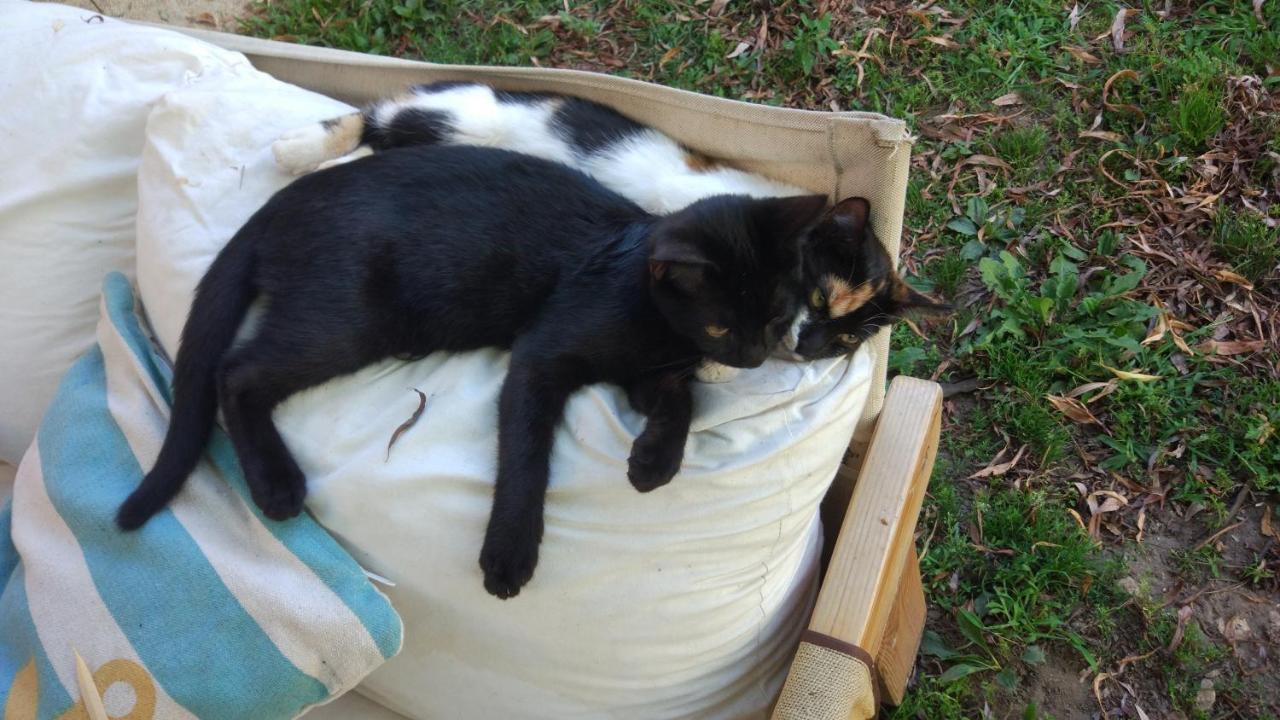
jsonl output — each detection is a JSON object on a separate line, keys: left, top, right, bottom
{"left": 273, "top": 112, "right": 369, "bottom": 175}
{"left": 116, "top": 221, "right": 260, "bottom": 530}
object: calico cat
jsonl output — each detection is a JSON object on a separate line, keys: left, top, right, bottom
{"left": 273, "top": 82, "right": 949, "bottom": 366}
{"left": 116, "top": 144, "right": 827, "bottom": 599}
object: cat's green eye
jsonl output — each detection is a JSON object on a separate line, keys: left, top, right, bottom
{"left": 705, "top": 324, "right": 729, "bottom": 338}
{"left": 837, "top": 333, "right": 859, "bottom": 346}
{"left": 809, "top": 288, "right": 824, "bottom": 309}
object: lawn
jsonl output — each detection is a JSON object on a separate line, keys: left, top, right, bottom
{"left": 240, "top": 1, "right": 1279, "bottom": 717}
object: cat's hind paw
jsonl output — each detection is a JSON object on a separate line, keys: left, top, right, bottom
{"left": 695, "top": 361, "right": 740, "bottom": 384}
{"left": 271, "top": 123, "right": 334, "bottom": 175}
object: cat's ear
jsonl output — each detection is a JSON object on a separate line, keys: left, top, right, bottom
{"left": 754, "top": 194, "right": 829, "bottom": 240}
{"left": 888, "top": 275, "right": 953, "bottom": 315}
{"left": 829, "top": 196, "right": 871, "bottom": 236}
{"left": 650, "top": 236, "right": 712, "bottom": 292}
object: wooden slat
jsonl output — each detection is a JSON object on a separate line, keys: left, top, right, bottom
{"left": 875, "top": 547, "right": 926, "bottom": 704}
{"left": 808, "top": 375, "right": 941, "bottom": 657}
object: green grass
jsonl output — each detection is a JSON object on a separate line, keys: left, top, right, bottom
{"left": 239, "top": 0, "right": 1280, "bottom": 715}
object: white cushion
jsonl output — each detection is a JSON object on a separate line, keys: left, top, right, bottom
{"left": 0, "top": 2, "right": 257, "bottom": 463}
{"left": 129, "top": 33, "right": 873, "bottom": 720}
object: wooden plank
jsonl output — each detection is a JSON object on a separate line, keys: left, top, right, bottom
{"left": 875, "top": 547, "right": 926, "bottom": 705}
{"left": 808, "top": 375, "right": 941, "bottom": 655}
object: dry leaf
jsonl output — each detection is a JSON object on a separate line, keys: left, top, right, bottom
{"left": 1067, "top": 380, "right": 1116, "bottom": 399}
{"left": 1066, "top": 508, "right": 1087, "bottom": 531}
{"left": 1142, "top": 313, "right": 1168, "bottom": 346}
{"left": 1068, "top": 3, "right": 1083, "bottom": 31}
{"left": 961, "top": 154, "right": 1013, "bottom": 171}
{"left": 1137, "top": 506, "right": 1146, "bottom": 543}
{"left": 1047, "top": 394, "right": 1107, "bottom": 430}
{"left": 993, "top": 92, "right": 1023, "bottom": 106}
{"left": 1168, "top": 605, "right": 1194, "bottom": 651}
{"left": 658, "top": 45, "right": 681, "bottom": 68}
{"left": 1254, "top": 0, "right": 1266, "bottom": 23}
{"left": 192, "top": 11, "right": 217, "bottom": 26}
{"left": 708, "top": 0, "right": 730, "bottom": 15}
{"left": 923, "top": 35, "right": 961, "bottom": 49}
{"left": 725, "top": 41, "right": 751, "bottom": 59}
{"left": 1111, "top": 8, "right": 1134, "bottom": 52}
{"left": 1197, "top": 339, "right": 1265, "bottom": 355}
{"left": 386, "top": 389, "right": 428, "bottom": 461}
{"left": 1214, "top": 269, "right": 1254, "bottom": 289}
{"left": 1064, "top": 46, "right": 1102, "bottom": 64}
{"left": 1080, "top": 130, "right": 1123, "bottom": 142}
{"left": 1103, "top": 69, "right": 1145, "bottom": 119}
{"left": 1101, "top": 364, "right": 1161, "bottom": 382}
{"left": 969, "top": 445, "right": 1028, "bottom": 478}
{"left": 1262, "top": 505, "right": 1275, "bottom": 539}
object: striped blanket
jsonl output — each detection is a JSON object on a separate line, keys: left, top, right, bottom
{"left": 0, "top": 273, "right": 402, "bottom": 719}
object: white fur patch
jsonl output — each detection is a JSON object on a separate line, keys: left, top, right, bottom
{"left": 695, "top": 360, "right": 741, "bottom": 384}
{"left": 380, "top": 85, "right": 575, "bottom": 165}
{"left": 315, "top": 145, "right": 374, "bottom": 171}
{"left": 582, "top": 130, "right": 807, "bottom": 215}
{"left": 782, "top": 308, "right": 810, "bottom": 357}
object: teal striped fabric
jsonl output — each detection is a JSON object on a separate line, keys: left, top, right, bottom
{"left": 0, "top": 273, "right": 402, "bottom": 719}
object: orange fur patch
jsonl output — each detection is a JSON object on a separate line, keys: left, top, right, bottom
{"left": 824, "top": 276, "right": 881, "bottom": 318}
{"left": 683, "top": 151, "right": 719, "bottom": 173}
{"left": 323, "top": 113, "right": 364, "bottom": 157}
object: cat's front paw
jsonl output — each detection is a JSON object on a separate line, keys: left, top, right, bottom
{"left": 627, "top": 431, "right": 684, "bottom": 493}
{"left": 695, "top": 361, "right": 740, "bottom": 384}
{"left": 479, "top": 524, "right": 541, "bottom": 599}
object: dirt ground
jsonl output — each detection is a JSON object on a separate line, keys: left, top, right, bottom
{"left": 39, "top": 0, "right": 251, "bottom": 31}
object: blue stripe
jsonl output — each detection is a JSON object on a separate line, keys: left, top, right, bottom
{"left": 0, "top": 566, "right": 75, "bottom": 719}
{"left": 101, "top": 273, "right": 401, "bottom": 659}
{"left": 36, "top": 347, "right": 328, "bottom": 719}
{"left": 0, "top": 500, "right": 15, "bottom": 600}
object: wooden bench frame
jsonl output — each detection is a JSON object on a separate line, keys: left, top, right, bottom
{"left": 775, "top": 376, "right": 941, "bottom": 714}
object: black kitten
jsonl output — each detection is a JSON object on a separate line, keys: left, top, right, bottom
{"left": 116, "top": 145, "right": 826, "bottom": 599}
{"left": 787, "top": 198, "right": 951, "bottom": 359}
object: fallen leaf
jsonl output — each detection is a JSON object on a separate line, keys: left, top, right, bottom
{"left": 1111, "top": 8, "right": 1134, "bottom": 52}
{"left": 658, "top": 45, "right": 681, "bottom": 68}
{"left": 1079, "top": 130, "right": 1123, "bottom": 142}
{"left": 1067, "top": 380, "right": 1116, "bottom": 399}
{"left": 386, "top": 389, "right": 428, "bottom": 461}
{"left": 1214, "top": 269, "right": 1254, "bottom": 289}
{"left": 1255, "top": 0, "right": 1266, "bottom": 23}
{"left": 725, "top": 41, "right": 751, "bottom": 59}
{"left": 1066, "top": 508, "right": 1087, "bottom": 531}
{"left": 1137, "top": 506, "right": 1146, "bottom": 543}
{"left": 993, "top": 92, "right": 1023, "bottom": 106}
{"left": 960, "top": 154, "right": 1013, "bottom": 171}
{"left": 708, "top": 0, "right": 730, "bottom": 15}
{"left": 1064, "top": 46, "right": 1102, "bottom": 64}
{"left": 1103, "top": 69, "right": 1145, "bottom": 119}
{"left": 1197, "top": 339, "right": 1265, "bottom": 356}
{"left": 1168, "top": 604, "right": 1193, "bottom": 651}
{"left": 1142, "top": 313, "right": 1168, "bottom": 346}
{"left": 192, "top": 11, "right": 217, "bottom": 26}
{"left": 1047, "top": 394, "right": 1108, "bottom": 431}
{"left": 1101, "top": 364, "right": 1161, "bottom": 382}
{"left": 1263, "top": 505, "right": 1275, "bottom": 539}
{"left": 1068, "top": 3, "right": 1083, "bottom": 31}
{"left": 969, "top": 445, "right": 1028, "bottom": 479}
{"left": 923, "top": 35, "right": 961, "bottom": 49}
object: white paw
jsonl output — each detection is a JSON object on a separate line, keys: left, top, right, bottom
{"left": 271, "top": 124, "right": 334, "bottom": 175}
{"left": 696, "top": 361, "right": 740, "bottom": 384}
{"left": 315, "top": 146, "right": 374, "bottom": 170}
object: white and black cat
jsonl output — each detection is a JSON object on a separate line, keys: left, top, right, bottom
{"left": 273, "top": 82, "right": 949, "bottom": 370}
{"left": 116, "top": 144, "right": 827, "bottom": 599}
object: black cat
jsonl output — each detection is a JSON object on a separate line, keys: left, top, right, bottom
{"left": 116, "top": 144, "right": 827, "bottom": 598}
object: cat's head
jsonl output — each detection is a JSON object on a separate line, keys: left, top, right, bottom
{"left": 785, "top": 197, "right": 951, "bottom": 360}
{"left": 648, "top": 194, "right": 828, "bottom": 368}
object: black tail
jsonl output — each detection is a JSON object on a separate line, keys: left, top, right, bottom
{"left": 116, "top": 224, "right": 259, "bottom": 530}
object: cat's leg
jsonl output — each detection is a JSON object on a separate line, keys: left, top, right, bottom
{"left": 625, "top": 372, "right": 693, "bottom": 493}
{"left": 216, "top": 326, "right": 377, "bottom": 520}
{"left": 272, "top": 112, "right": 366, "bottom": 175}
{"left": 479, "top": 344, "right": 583, "bottom": 599}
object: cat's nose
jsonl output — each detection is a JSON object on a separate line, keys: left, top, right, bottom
{"left": 794, "top": 330, "right": 826, "bottom": 358}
